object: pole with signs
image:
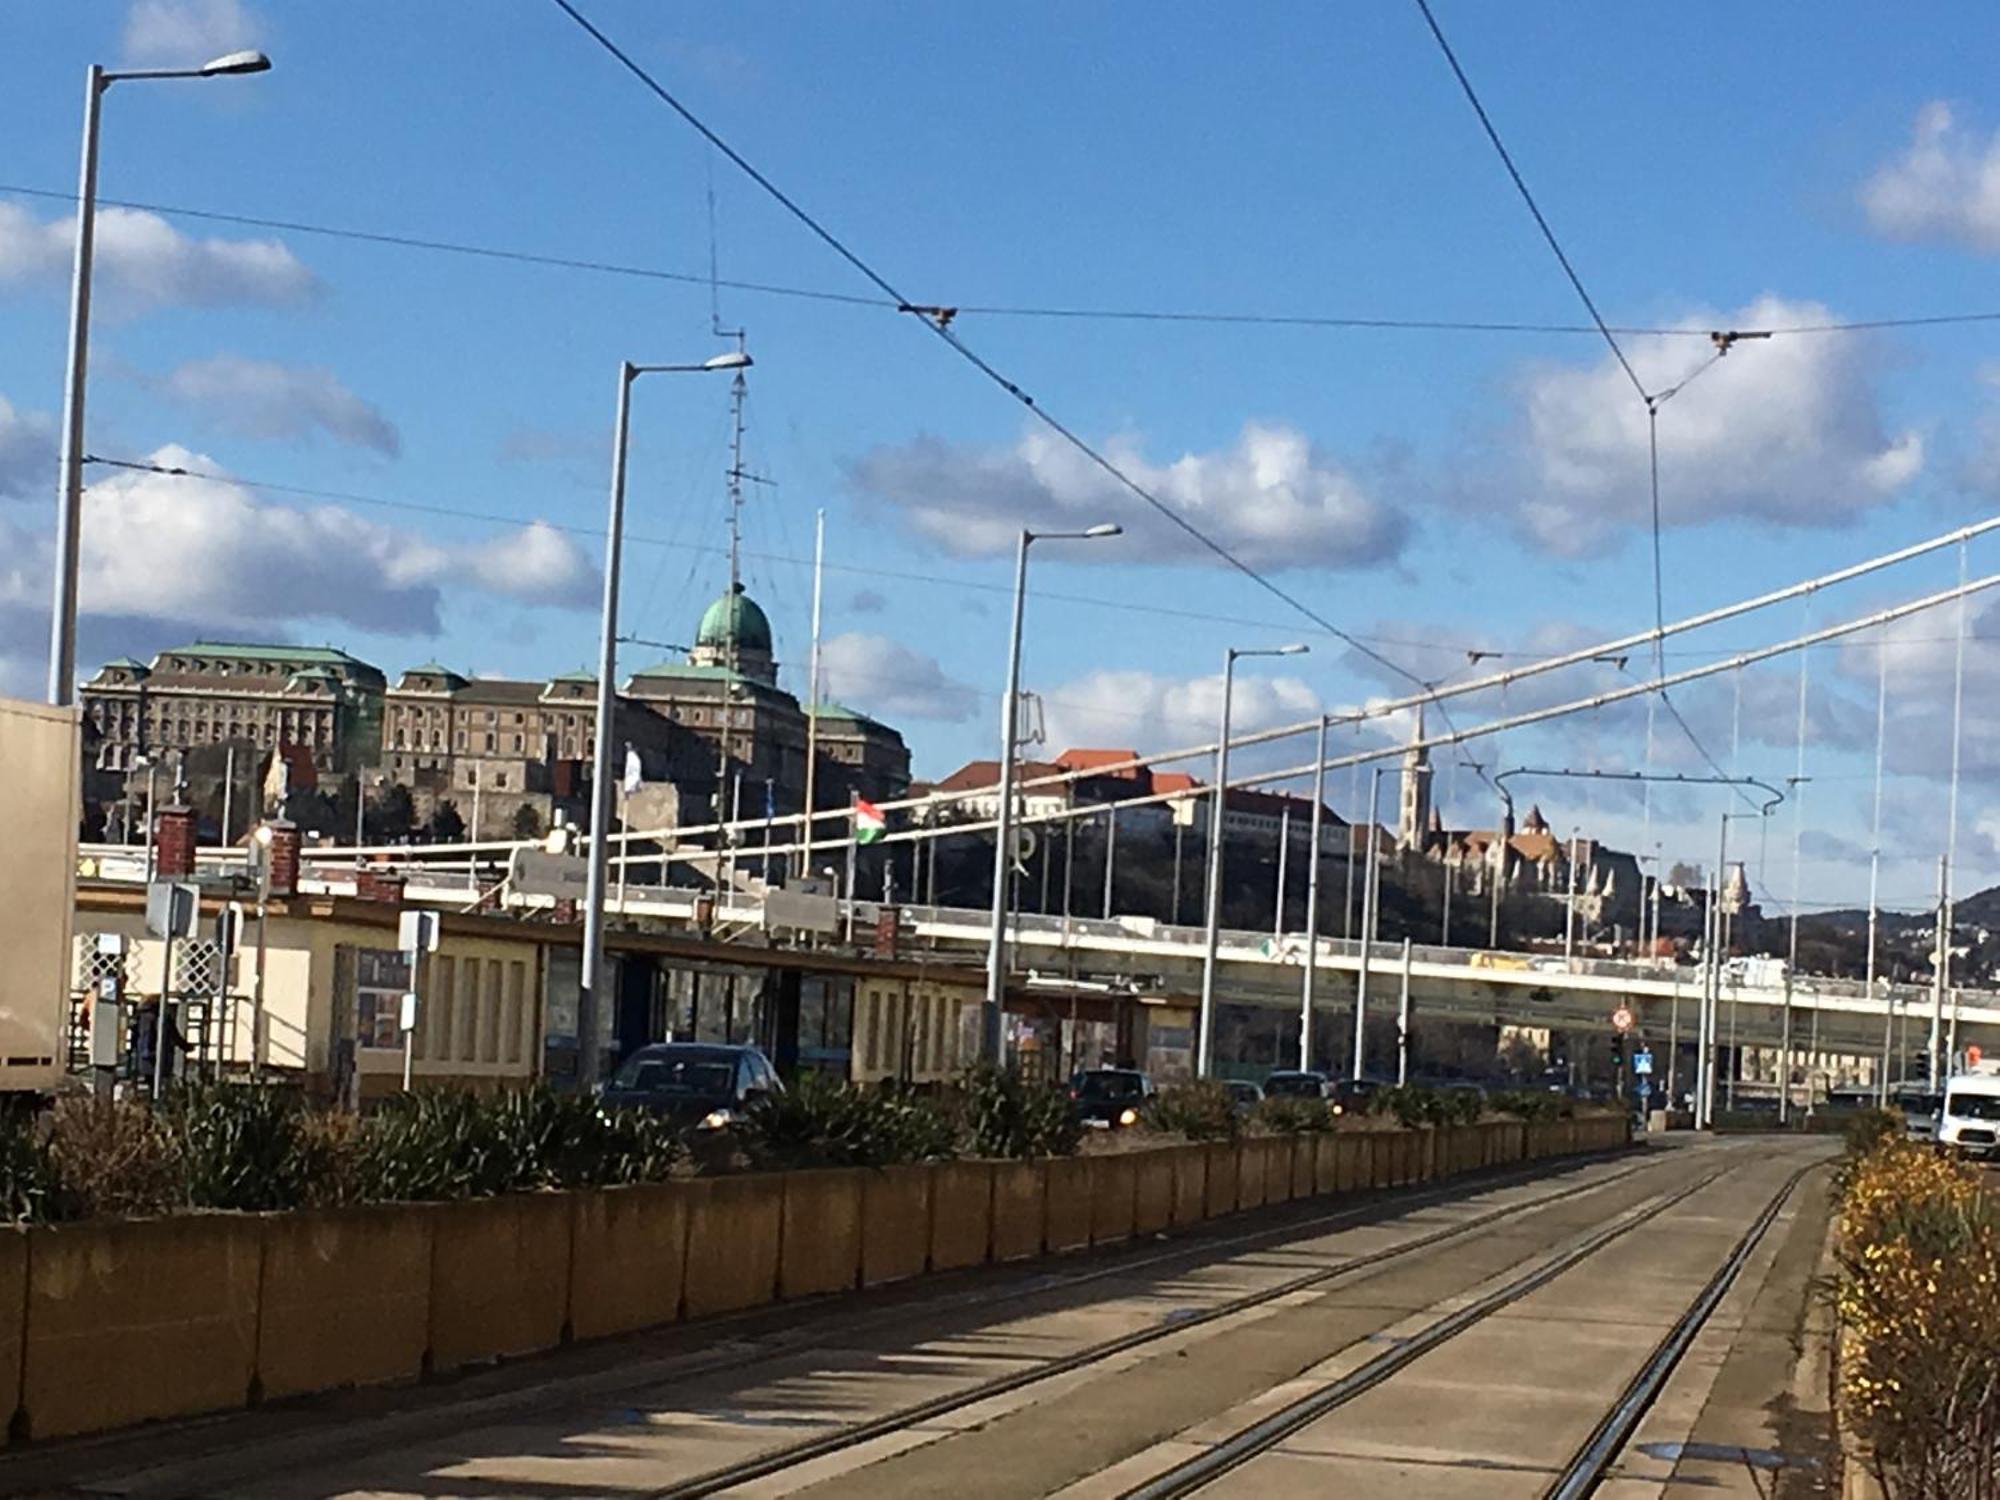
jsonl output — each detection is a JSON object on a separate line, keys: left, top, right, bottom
{"left": 397, "top": 910, "right": 439, "bottom": 1091}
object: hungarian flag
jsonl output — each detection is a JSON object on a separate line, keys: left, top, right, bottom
{"left": 854, "top": 799, "right": 886, "bottom": 845}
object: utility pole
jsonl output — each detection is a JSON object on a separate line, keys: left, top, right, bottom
{"left": 1353, "top": 766, "right": 1384, "bottom": 1082}
{"left": 1930, "top": 852, "right": 1949, "bottom": 1085}
{"left": 1299, "top": 716, "right": 1328, "bottom": 1072}
{"left": 1101, "top": 805, "right": 1117, "bottom": 921}
{"left": 799, "top": 509, "right": 825, "bottom": 881}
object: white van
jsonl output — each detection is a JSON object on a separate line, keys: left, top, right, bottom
{"left": 1937, "top": 1067, "right": 2000, "bottom": 1158}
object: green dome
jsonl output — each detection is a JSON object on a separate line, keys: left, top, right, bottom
{"left": 696, "top": 585, "right": 773, "bottom": 654}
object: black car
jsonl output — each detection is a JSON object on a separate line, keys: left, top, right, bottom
{"left": 1263, "top": 1071, "right": 1332, "bottom": 1100}
{"left": 1223, "top": 1079, "right": 1264, "bottom": 1113}
{"left": 1328, "top": 1078, "right": 1384, "bottom": 1117}
{"left": 599, "top": 1042, "right": 782, "bottom": 1129}
{"left": 1070, "top": 1068, "right": 1155, "bottom": 1128}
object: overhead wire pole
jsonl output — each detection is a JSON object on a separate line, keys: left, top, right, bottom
{"left": 1300, "top": 715, "right": 1329, "bottom": 1071}
{"left": 1869, "top": 623, "right": 1891, "bottom": 1104}
{"left": 1942, "top": 540, "right": 1970, "bottom": 1071}
{"left": 1781, "top": 601, "right": 1811, "bottom": 1126}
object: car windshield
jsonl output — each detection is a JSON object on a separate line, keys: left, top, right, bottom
{"left": 1900, "top": 1094, "right": 1943, "bottom": 1115}
{"left": 1265, "top": 1076, "right": 1321, "bottom": 1097}
{"left": 1078, "top": 1073, "right": 1144, "bottom": 1100}
{"left": 1947, "top": 1091, "right": 2000, "bottom": 1121}
{"left": 612, "top": 1053, "right": 735, "bottom": 1094}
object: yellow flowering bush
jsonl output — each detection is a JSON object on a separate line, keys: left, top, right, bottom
{"left": 1836, "top": 1137, "right": 2000, "bottom": 1497}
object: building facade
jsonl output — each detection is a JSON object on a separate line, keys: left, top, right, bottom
{"left": 81, "top": 642, "right": 385, "bottom": 776}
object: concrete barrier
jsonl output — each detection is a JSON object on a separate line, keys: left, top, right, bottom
{"left": 257, "top": 1203, "right": 432, "bottom": 1401}
{"left": 1234, "top": 1139, "right": 1268, "bottom": 1213}
{"left": 779, "top": 1169, "right": 864, "bottom": 1300}
{"left": 0, "top": 1228, "right": 21, "bottom": 1441}
{"left": 929, "top": 1160, "right": 994, "bottom": 1271}
{"left": 1313, "top": 1133, "right": 1341, "bottom": 1196}
{"left": 429, "top": 1193, "right": 573, "bottom": 1372}
{"left": 1090, "top": 1154, "right": 1138, "bottom": 1245}
{"left": 1290, "top": 1136, "right": 1317, "bottom": 1199}
{"left": 991, "top": 1160, "right": 1047, "bottom": 1260}
{"left": 23, "top": 1215, "right": 262, "bottom": 1440}
{"left": 1334, "top": 1133, "right": 1364, "bottom": 1192}
{"left": 569, "top": 1182, "right": 690, "bottom": 1342}
{"left": 1261, "top": 1138, "right": 1295, "bottom": 1206}
{"left": 862, "top": 1165, "right": 932, "bottom": 1286}
{"left": 1044, "top": 1157, "right": 1093, "bottom": 1254}
{"left": 1170, "top": 1144, "right": 1207, "bottom": 1227}
{"left": 1204, "top": 1142, "right": 1239, "bottom": 1219}
{"left": 1133, "top": 1150, "right": 1174, "bottom": 1235}
{"left": 683, "top": 1175, "right": 782, "bottom": 1318}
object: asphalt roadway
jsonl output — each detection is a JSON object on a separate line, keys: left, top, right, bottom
{"left": 0, "top": 1135, "right": 1840, "bottom": 1499}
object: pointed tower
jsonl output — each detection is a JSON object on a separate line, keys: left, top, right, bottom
{"left": 1398, "top": 703, "right": 1431, "bottom": 851}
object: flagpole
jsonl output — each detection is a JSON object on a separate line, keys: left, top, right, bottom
{"left": 844, "top": 789, "right": 859, "bottom": 943}
{"left": 799, "top": 508, "right": 826, "bottom": 882}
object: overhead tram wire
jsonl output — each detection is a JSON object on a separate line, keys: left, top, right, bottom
{"left": 10, "top": 179, "right": 1995, "bottom": 341}
{"left": 543, "top": 0, "right": 1467, "bottom": 744}
{"left": 1410, "top": 0, "right": 1753, "bottom": 805}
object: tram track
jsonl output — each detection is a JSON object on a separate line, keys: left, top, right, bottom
{"left": 641, "top": 1145, "right": 1702, "bottom": 1500}
{"left": 1112, "top": 1155, "right": 1817, "bottom": 1500}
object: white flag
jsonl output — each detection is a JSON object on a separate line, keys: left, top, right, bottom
{"left": 621, "top": 745, "right": 643, "bottom": 795}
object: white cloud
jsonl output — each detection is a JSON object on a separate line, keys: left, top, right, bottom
{"left": 819, "top": 632, "right": 977, "bottom": 723}
{"left": 152, "top": 355, "right": 399, "bottom": 455}
{"left": 464, "top": 521, "right": 597, "bottom": 609}
{"left": 1506, "top": 296, "right": 1921, "bottom": 555}
{"left": 1039, "top": 667, "right": 1323, "bottom": 763}
{"left": 0, "top": 203, "right": 315, "bottom": 313}
{"left": 851, "top": 421, "right": 1407, "bottom": 571}
{"left": 0, "top": 446, "right": 597, "bottom": 637}
{"left": 1861, "top": 101, "right": 2000, "bottom": 253}
{"left": 0, "top": 396, "right": 54, "bottom": 501}
{"left": 122, "top": 0, "right": 260, "bottom": 67}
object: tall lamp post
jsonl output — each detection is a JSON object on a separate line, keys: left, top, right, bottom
{"left": 1196, "top": 642, "right": 1309, "bottom": 1077}
{"left": 47, "top": 49, "right": 271, "bottom": 706}
{"left": 580, "top": 352, "right": 750, "bottom": 1091}
{"left": 982, "top": 523, "right": 1122, "bottom": 1063}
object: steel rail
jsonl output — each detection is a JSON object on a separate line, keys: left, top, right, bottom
{"left": 1117, "top": 1158, "right": 1745, "bottom": 1499}
{"left": 640, "top": 1144, "right": 1675, "bottom": 1499}
{"left": 1543, "top": 1162, "right": 1817, "bottom": 1499}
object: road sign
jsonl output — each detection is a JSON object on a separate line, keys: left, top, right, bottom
{"left": 398, "top": 910, "right": 441, "bottom": 954}
{"left": 1610, "top": 1005, "right": 1635, "bottom": 1034}
{"left": 1637, "top": 1078, "right": 1652, "bottom": 1101}
{"left": 144, "top": 881, "right": 199, "bottom": 940}
{"left": 1633, "top": 1050, "right": 1654, "bottom": 1076}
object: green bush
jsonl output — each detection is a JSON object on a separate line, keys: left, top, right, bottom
{"left": 954, "top": 1064, "right": 1082, "bottom": 1159}
{"left": 743, "top": 1073, "right": 957, "bottom": 1169}
{"left": 1487, "top": 1088, "right": 1569, "bottom": 1123}
{"left": 1373, "top": 1084, "right": 1481, "bottom": 1128}
{"left": 0, "top": 1109, "right": 61, "bottom": 1225}
{"left": 1254, "top": 1095, "right": 1334, "bottom": 1134}
{"left": 171, "top": 1083, "right": 316, "bottom": 1212}
{"left": 1145, "top": 1080, "right": 1242, "bottom": 1141}
{"left": 1844, "top": 1106, "right": 1903, "bottom": 1160}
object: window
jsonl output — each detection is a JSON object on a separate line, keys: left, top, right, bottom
{"left": 512, "top": 734, "right": 523, "bottom": 752}
{"left": 484, "top": 732, "right": 495, "bottom": 752}
{"left": 504, "top": 962, "right": 526, "bottom": 1064}
{"left": 481, "top": 960, "right": 502, "bottom": 1062}
{"left": 493, "top": 771, "right": 507, "bottom": 791}
{"left": 430, "top": 956, "right": 455, "bottom": 1061}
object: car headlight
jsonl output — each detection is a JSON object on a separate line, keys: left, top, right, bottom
{"left": 699, "top": 1108, "right": 736, "bottom": 1131}
{"left": 1118, "top": 1107, "right": 1139, "bottom": 1127}
{"left": 1331, "top": 1103, "right": 1345, "bottom": 1116}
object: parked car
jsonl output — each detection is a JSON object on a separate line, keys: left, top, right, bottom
{"left": 1895, "top": 1087, "right": 1942, "bottom": 1143}
{"left": 1328, "top": 1078, "right": 1383, "bottom": 1117}
{"left": 1223, "top": 1079, "right": 1264, "bottom": 1113}
{"left": 598, "top": 1042, "right": 783, "bottom": 1129}
{"left": 1263, "top": 1070, "right": 1333, "bottom": 1101}
{"left": 1070, "top": 1068, "right": 1156, "bottom": 1128}
{"left": 1938, "top": 1073, "right": 2000, "bottom": 1158}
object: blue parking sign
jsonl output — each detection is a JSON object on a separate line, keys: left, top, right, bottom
{"left": 1633, "top": 1051, "right": 1654, "bottom": 1076}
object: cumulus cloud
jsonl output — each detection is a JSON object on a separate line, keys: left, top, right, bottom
{"left": 1860, "top": 101, "right": 2000, "bottom": 253}
{"left": 0, "top": 446, "right": 597, "bottom": 638}
{"left": 0, "top": 203, "right": 314, "bottom": 314}
{"left": 463, "top": 521, "right": 597, "bottom": 609}
{"left": 818, "top": 632, "right": 977, "bottom": 723}
{"left": 123, "top": 0, "right": 260, "bottom": 66}
{"left": 1502, "top": 296, "right": 1921, "bottom": 555}
{"left": 0, "top": 396, "right": 54, "bottom": 500}
{"left": 150, "top": 355, "right": 399, "bottom": 455}
{"left": 1038, "top": 667, "right": 1323, "bottom": 765}
{"left": 851, "top": 422, "right": 1408, "bottom": 571}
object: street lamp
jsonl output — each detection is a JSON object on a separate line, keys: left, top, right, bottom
{"left": 46, "top": 49, "right": 273, "bottom": 707}
{"left": 982, "top": 522, "right": 1122, "bottom": 1063}
{"left": 579, "top": 350, "right": 751, "bottom": 1091}
{"left": 1196, "top": 642, "right": 1309, "bottom": 1077}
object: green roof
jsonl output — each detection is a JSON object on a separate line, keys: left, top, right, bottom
{"left": 809, "top": 700, "right": 880, "bottom": 725}
{"left": 170, "top": 641, "right": 366, "bottom": 666}
{"left": 550, "top": 668, "right": 596, "bottom": 684}
{"left": 695, "top": 585, "right": 773, "bottom": 654}
{"left": 101, "top": 656, "right": 149, "bottom": 671}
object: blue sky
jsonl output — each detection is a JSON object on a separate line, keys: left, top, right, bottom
{"left": 6, "top": 1, "right": 2000, "bottom": 914}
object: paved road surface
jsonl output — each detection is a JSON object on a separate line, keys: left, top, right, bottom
{"left": 2, "top": 1136, "right": 1839, "bottom": 1499}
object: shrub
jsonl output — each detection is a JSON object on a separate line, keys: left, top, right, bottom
{"left": 171, "top": 1083, "right": 316, "bottom": 1211}
{"left": 42, "top": 1095, "right": 181, "bottom": 1219}
{"left": 1842, "top": 1106, "right": 1903, "bottom": 1162}
{"left": 1487, "top": 1089, "right": 1569, "bottom": 1123}
{"left": 954, "top": 1064, "right": 1081, "bottom": 1159}
{"left": 1145, "top": 1081, "right": 1241, "bottom": 1142}
{"left": 1254, "top": 1095, "right": 1334, "bottom": 1134}
{"left": 742, "top": 1073, "right": 957, "bottom": 1169}
{"left": 0, "top": 1109, "right": 61, "bottom": 1225}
